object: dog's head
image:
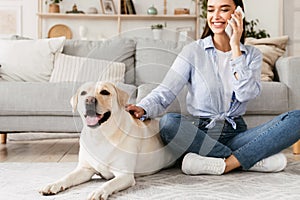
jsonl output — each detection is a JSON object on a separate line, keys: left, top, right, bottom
{"left": 71, "top": 82, "right": 129, "bottom": 128}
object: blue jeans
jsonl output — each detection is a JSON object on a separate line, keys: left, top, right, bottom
{"left": 159, "top": 110, "right": 300, "bottom": 169}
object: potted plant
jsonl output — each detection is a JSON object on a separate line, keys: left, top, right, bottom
{"left": 245, "top": 19, "right": 270, "bottom": 39}
{"left": 46, "top": 0, "right": 63, "bottom": 13}
{"left": 151, "top": 24, "right": 164, "bottom": 40}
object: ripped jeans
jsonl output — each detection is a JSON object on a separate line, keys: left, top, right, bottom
{"left": 159, "top": 110, "right": 300, "bottom": 169}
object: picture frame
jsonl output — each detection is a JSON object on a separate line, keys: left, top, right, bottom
{"left": 0, "top": 5, "right": 22, "bottom": 37}
{"left": 101, "top": 0, "right": 116, "bottom": 14}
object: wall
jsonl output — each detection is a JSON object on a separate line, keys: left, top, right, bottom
{"left": 244, "top": 0, "right": 282, "bottom": 37}
{"left": 3, "top": 0, "right": 282, "bottom": 39}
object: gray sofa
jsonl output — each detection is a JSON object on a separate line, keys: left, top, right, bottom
{"left": 0, "top": 37, "right": 299, "bottom": 152}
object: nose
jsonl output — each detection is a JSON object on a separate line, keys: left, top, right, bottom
{"left": 85, "top": 96, "right": 96, "bottom": 105}
{"left": 213, "top": 10, "right": 221, "bottom": 19}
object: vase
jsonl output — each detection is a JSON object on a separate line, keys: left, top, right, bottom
{"left": 49, "top": 4, "right": 60, "bottom": 13}
{"left": 147, "top": 5, "right": 158, "bottom": 15}
{"left": 152, "top": 29, "right": 162, "bottom": 40}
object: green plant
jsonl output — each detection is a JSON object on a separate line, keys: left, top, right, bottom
{"left": 45, "top": 0, "right": 63, "bottom": 4}
{"left": 245, "top": 19, "right": 270, "bottom": 39}
{"left": 151, "top": 24, "right": 163, "bottom": 30}
{"left": 199, "top": 0, "right": 207, "bottom": 19}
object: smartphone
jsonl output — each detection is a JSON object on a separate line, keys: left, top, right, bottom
{"left": 225, "top": 6, "right": 245, "bottom": 37}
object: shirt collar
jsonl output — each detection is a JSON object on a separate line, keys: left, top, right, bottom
{"left": 201, "top": 35, "right": 248, "bottom": 54}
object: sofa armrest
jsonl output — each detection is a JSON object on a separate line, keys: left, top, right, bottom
{"left": 275, "top": 56, "right": 300, "bottom": 110}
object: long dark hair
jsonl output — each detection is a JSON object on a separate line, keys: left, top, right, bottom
{"left": 201, "top": 0, "right": 246, "bottom": 44}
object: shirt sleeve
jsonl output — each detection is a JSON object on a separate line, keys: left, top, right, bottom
{"left": 230, "top": 46, "right": 262, "bottom": 102}
{"left": 137, "top": 46, "right": 192, "bottom": 118}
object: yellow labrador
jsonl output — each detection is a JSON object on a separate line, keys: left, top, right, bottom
{"left": 40, "top": 82, "right": 176, "bottom": 200}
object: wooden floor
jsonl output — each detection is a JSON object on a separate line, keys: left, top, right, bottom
{"left": 0, "top": 138, "right": 80, "bottom": 162}
{"left": 1, "top": 137, "right": 300, "bottom": 163}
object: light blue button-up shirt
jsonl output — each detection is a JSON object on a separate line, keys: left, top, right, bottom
{"left": 137, "top": 36, "right": 262, "bottom": 129}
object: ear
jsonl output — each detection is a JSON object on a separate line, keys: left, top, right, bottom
{"left": 70, "top": 91, "right": 79, "bottom": 113}
{"left": 114, "top": 85, "right": 129, "bottom": 107}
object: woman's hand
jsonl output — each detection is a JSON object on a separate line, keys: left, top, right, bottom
{"left": 228, "top": 9, "right": 244, "bottom": 58}
{"left": 125, "top": 104, "right": 145, "bottom": 119}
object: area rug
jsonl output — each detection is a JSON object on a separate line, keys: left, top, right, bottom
{"left": 0, "top": 161, "right": 300, "bottom": 200}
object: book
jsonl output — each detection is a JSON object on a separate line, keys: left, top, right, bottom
{"left": 126, "top": 0, "right": 136, "bottom": 15}
{"left": 121, "top": 0, "right": 127, "bottom": 14}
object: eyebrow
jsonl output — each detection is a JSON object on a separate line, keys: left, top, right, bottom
{"left": 208, "top": 5, "right": 231, "bottom": 9}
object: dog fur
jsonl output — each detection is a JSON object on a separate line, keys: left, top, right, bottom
{"left": 39, "top": 82, "right": 176, "bottom": 200}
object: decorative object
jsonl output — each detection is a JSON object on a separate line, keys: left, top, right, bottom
{"left": 151, "top": 24, "right": 164, "bottom": 40}
{"left": 79, "top": 25, "right": 88, "bottom": 40}
{"left": 0, "top": 6, "right": 22, "bottom": 37}
{"left": 101, "top": 0, "right": 116, "bottom": 14}
{"left": 87, "top": 7, "right": 98, "bottom": 14}
{"left": 163, "top": 0, "right": 167, "bottom": 14}
{"left": 147, "top": 5, "right": 158, "bottom": 15}
{"left": 245, "top": 19, "right": 270, "bottom": 39}
{"left": 66, "top": 4, "right": 85, "bottom": 14}
{"left": 48, "top": 24, "right": 72, "bottom": 39}
{"left": 45, "top": 0, "right": 63, "bottom": 13}
{"left": 176, "top": 26, "right": 193, "bottom": 42}
{"left": 174, "top": 8, "right": 190, "bottom": 15}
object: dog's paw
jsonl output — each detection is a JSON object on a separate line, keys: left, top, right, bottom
{"left": 87, "top": 189, "right": 109, "bottom": 200}
{"left": 39, "top": 183, "right": 65, "bottom": 195}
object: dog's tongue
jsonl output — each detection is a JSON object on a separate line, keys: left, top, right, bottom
{"left": 86, "top": 115, "right": 102, "bottom": 126}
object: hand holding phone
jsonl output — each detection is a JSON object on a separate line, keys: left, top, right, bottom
{"left": 225, "top": 6, "right": 245, "bottom": 37}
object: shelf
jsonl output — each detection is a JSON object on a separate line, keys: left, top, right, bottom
{"left": 37, "top": 13, "right": 119, "bottom": 19}
{"left": 37, "top": 0, "right": 200, "bottom": 40}
{"left": 120, "top": 15, "right": 197, "bottom": 20}
{"left": 37, "top": 13, "right": 197, "bottom": 20}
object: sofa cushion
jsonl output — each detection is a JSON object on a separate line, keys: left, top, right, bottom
{"left": 137, "top": 82, "right": 288, "bottom": 117}
{"left": 245, "top": 81, "right": 288, "bottom": 114}
{"left": 135, "top": 38, "right": 189, "bottom": 86}
{"left": 0, "top": 37, "right": 65, "bottom": 82}
{"left": 50, "top": 53, "right": 125, "bottom": 83}
{"left": 0, "top": 82, "right": 80, "bottom": 116}
{"left": 0, "top": 82, "right": 137, "bottom": 116}
{"left": 62, "top": 38, "right": 136, "bottom": 84}
{"left": 245, "top": 36, "right": 288, "bottom": 81}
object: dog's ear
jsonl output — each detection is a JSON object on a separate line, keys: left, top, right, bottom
{"left": 70, "top": 91, "right": 79, "bottom": 113}
{"left": 115, "top": 86, "right": 129, "bottom": 107}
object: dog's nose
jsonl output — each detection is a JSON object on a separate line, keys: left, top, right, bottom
{"left": 85, "top": 96, "right": 96, "bottom": 105}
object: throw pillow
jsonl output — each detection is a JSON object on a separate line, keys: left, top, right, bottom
{"left": 245, "top": 35, "right": 289, "bottom": 81}
{"left": 50, "top": 53, "right": 126, "bottom": 83}
{"left": 0, "top": 37, "right": 65, "bottom": 82}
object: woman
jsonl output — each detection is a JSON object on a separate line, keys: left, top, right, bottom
{"left": 126, "top": 0, "right": 300, "bottom": 175}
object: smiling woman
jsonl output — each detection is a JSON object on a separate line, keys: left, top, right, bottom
{"left": 126, "top": 0, "right": 300, "bottom": 177}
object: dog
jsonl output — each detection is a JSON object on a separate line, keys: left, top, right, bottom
{"left": 39, "top": 81, "right": 176, "bottom": 200}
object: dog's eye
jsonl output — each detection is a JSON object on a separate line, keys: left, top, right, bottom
{"left": 80, "top": 91, "right": 87, "bottom": 96}
{"left": 100, "top": 90, "right": 110, "bottom": 95}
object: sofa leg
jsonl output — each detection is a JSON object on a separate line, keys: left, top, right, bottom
{"left": 293, "top": 140, "right": 300, "bottom": 154}
{"left": 0, "top": 133, "right": 7, "bottom": 144}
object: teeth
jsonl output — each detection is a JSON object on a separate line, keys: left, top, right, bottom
{"left": 214, "top": 22, "right": 223, "bottom": 26}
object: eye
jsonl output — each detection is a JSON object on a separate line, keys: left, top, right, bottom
{"left": 100, "top": 90, "right": 110, "bottom": 95}
{"left": 80, "top": 91, "right": 87, "bottom": 96}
